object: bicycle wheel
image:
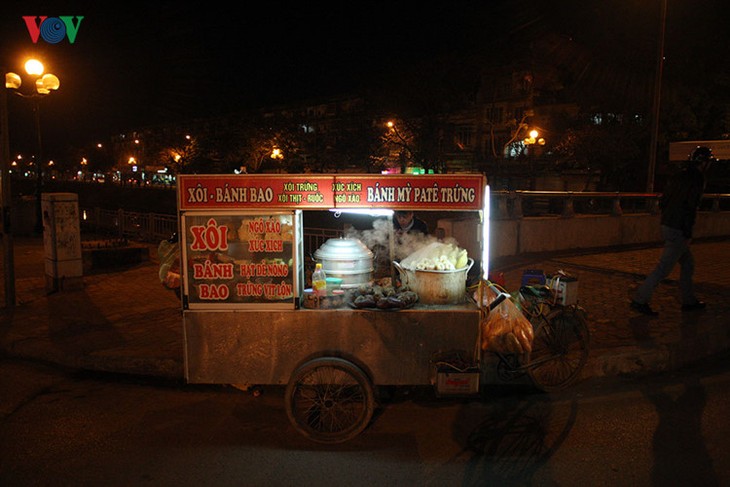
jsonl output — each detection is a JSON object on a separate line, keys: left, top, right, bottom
{"left": 285, "top": 357, "right": 375, "bottom": 444}
{"left": 525, "top": 307, "right": 590, "bottom": 392}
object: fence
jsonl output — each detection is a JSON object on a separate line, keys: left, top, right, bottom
{"left": 487, "top": 191, "right": 730, "bottom": 258}
{"left": 79, "top": 191, "right": 730, "bottom": 257}
{"left": 80, "top": 208, "right": 178, "bottom": 242}
{"left": 78, "top": 207, "right": 344, "bottom": 257}
{"left": 491, "top": 191, "right": 730, "bottom": 219}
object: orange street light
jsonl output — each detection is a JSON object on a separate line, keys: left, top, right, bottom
{"left": 523, "top": 128, "right": 546, "bottom": 147}
{"left": 5, "top": 57, "right": 61, "bottom": 235}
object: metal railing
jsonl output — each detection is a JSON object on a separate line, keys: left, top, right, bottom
{"left": 80, "top": 207, "right": 178, "bottom": 242}
{"left": 302, "top": 227, "right": 343, "bottom": 261}
{"left": 79, "top": 191, "right": 730, "bottom": 243}
{"left": 78, "top": 207, "right": 345, "bottom": 250}
{"left": 490, "top": 191, "right": 730, "bottom": 219}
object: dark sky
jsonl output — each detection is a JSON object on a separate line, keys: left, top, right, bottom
{"left": 2, "top": 1, "right": 728, "bottom": 158}
{"left": 2, "top": 1, "right": 518, "bottom": 136}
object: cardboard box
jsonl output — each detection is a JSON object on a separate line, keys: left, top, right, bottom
{"left": 521, "top": 269, "right": 546, "bottom": 287}
{"left": 435, "top": 372, "right": 480, "bottom": 396}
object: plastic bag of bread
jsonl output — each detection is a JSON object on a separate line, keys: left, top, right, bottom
{"left": 158, "top": 238, "right": 180, "bottom": 291}
{"left": 478, "top": 285, "right": 534, "bottom": 354}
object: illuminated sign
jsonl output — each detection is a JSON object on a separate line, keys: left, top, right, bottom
{"left": 183, "top": 213, "right": 295, "bottom": 307}
{"left": 178, "top": 174, "right": 486, "bottom": 211}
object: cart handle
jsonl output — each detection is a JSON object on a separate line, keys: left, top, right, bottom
{"left": 488, "top": 290, "right": 509, "bottom": 310}
{"left": 485, "top": 282, "right": 510, "bottom": 311}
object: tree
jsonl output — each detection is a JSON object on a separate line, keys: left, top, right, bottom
{"left": 195, "top": 120, "right": 252, "bottom": 174}
{"left": 365, "top": 50, "right": 482, "bottom": 173}
{"left": 553, "top": 118, "right": 645, "bottom": 191}
{"left": 237, "top": 119, "right": 304, "bottom": 174}
{"left": 302, "top": 117, "right": 382, "bottom": 173}
{"left": 153, "top": 133, "right": 200, "bottom": 175}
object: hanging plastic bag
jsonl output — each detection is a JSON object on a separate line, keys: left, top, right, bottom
{"left": 158, "top": 237, "right": 181, "bottom": 291}
{"left": 477, "top": 285, "right": 534, "bottom": 354}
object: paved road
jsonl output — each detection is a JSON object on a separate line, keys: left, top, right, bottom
{"left": 1, "top": 237, "right": 729, "bottom": 383}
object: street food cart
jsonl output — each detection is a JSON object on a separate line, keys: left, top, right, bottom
{"left": 176, "top": 173, "right": 589, "bottom": 443}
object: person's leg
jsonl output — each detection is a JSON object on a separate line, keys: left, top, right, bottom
{"left": 678, "top": 242, "right": 706, "bottom": 310}
{"left": 677, "top": 243, "right": 696, "bottom": 305}
{"left": 633, "top": 226, "right": 685, "bottom": 305}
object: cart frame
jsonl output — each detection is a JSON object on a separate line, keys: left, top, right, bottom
{"left": 176, "top": 173, "right": 588, "bottom": 443}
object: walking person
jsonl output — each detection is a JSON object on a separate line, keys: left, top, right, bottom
{"left": 630, "top": 146, "right": 715, "bottom": 316}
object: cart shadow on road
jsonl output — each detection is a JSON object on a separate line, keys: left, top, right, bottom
{"left": 452, "top": 388, "right": 580, "bottom": 486}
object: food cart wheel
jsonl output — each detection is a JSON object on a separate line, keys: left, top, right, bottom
{"left": 525, "top": 307, "right": 590, "bottom": 392}
{"left": 285, "top": 357, "right": 375, "bottom": 444}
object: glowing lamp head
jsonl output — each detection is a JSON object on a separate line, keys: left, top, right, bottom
{"left": 35, "top": 74, "right": 60, "bottom": 94}
{"left": 5, "top": 72, "right": 21, "bottom": 89}
{"left": 24, "top": 59, "right": 44, "bottom": 76}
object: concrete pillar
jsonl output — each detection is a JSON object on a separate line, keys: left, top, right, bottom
{"left": 561, "top": 195, "right": 575, "bottom": 218}
{"left": 648, "top": 197, "right": 661, "bottom": 215}
{"left": 712, "top": 196, "right": 720, "bottom": 212}
{"left": 42, "top": 193, "right": 83, "bottom": 293}
{"left": 611, "top": 196, "right": 623, "bottom": 216}
{"left": 511, "top": 191, "right": 523, "bottom": 219}
{"left": 496, "top": 195, "right": 508, "bottom": 219}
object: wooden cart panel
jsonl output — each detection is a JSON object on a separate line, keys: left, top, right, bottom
{"left": 183, "top": 306, "right": 480, "bottom": 386}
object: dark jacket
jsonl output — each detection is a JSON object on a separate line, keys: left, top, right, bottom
{"left": 660, "top": 164, "right": 705, "bottom": 238}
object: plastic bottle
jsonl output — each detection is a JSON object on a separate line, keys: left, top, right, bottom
{"left": 312, "top": 263, "right": 327, "bottom": 297}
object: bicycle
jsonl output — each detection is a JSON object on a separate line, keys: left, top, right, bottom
{"left": 484, "top": 278, "right": 591, "bottom": 392}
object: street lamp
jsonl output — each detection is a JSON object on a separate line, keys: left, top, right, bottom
{"left": 251, "top": 146, "right": 284, "bottom": 173}
{"left": 385, "top": 120, "right": 413, "bottom": 173}
{"left": 523, "top": 129, "right": 546, "bottom": 148}
{"left": 1, "top": 58, "right": 59, "bottom": 306}
{"left": 5, "top": 58, "right": 60, "bottom": 234}
{"left": 79, "top": 157, "right": 88, "bottom": 181}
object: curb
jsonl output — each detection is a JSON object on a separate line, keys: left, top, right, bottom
{"left": 1, "top": 341, "right": 184, "bottom": 381}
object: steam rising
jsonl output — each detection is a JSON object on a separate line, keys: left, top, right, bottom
{"left": 344, "top": 217, "right": 459, "bottom": 260}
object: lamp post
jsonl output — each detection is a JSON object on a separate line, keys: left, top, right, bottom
{"left": 522, "top": 128, "right": 546, "bottom": 190}
{"left": 270, "top": 147, "right": 284, "bottom": 172}
{"left": 523, "top": 129, "right": 545, "bottom": 149}
{"left": 79, "top": 157, "right": 88, "bottom": 181}
{"left": 253, "top": 146, "right": 284, "bottom": 173}
{"left": 1, "top": 66, "right": 15, "bottom": 306}
{"left": 646, "top": 0, "right": 667, "bottom": 193}
{"left": 6, "top": 58, "right": 60, "bottom": 234}
{"left": 386, "top": 120, "right": 413, "bottom": 173}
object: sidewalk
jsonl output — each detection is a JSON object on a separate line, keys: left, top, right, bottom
{"left": 1, "top": 236, "right": 729, "bottom": 383}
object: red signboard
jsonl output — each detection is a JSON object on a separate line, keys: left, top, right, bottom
{"left": 178, "top": 175, "right": 334, "bottom": 210}
{"left": 182, "top": 212, "right": 296, "bottom": 307}
{"left": 178, "top": 174, "right": 485, "bottom": 211}
{"left": 331, "top": 174, "right": 484, "bottom": 210}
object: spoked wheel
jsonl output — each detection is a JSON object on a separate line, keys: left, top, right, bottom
{"left": 526, "top": 308, "right": 590, "bottom": 392}
{"left": 496, "top": 352, "right": 525, "bottom": 382}
{"left": 285, "top": 357, "right": 375, "bottom": 444}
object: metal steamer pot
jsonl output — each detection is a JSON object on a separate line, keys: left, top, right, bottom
{"left": 393, "top": 259, "right": 474, "bottom": 305}
{"left": 313, "top": 238, "right": 374, "bottom": 289}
